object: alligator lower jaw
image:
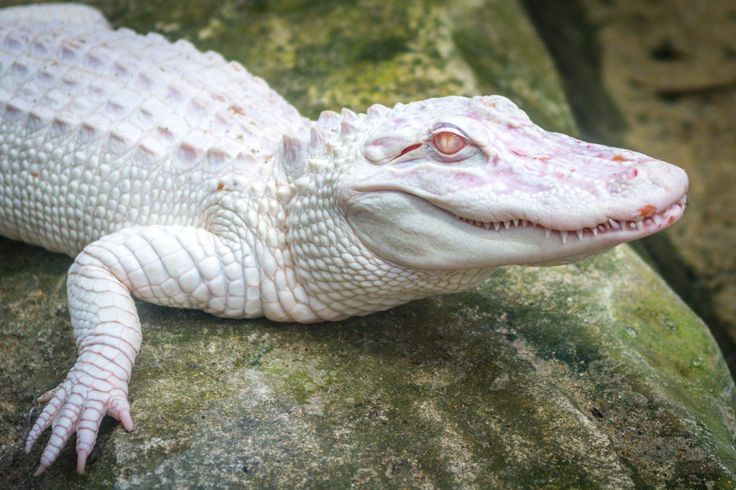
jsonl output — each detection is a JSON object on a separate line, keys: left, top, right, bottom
{"left": 455, "top": 197, "right": 687, "bottom": 244}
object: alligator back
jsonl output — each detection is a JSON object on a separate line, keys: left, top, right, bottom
{"left": 0, "top": 10, "right": 306, "bottom": 255}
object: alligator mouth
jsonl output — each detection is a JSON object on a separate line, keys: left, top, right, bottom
{"left": 454, "top": 196, "right": 687, "bottom": 244}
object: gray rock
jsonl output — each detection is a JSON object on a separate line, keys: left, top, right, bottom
{"left": 524, "top": 0, "right": 736, "bottom": 370}
{"left": 1, "top": 1, "right": 734, "bottom": 488}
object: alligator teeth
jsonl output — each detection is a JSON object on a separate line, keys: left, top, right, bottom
{"left": 459, "top": 205, "right": 680, "bottom": 239}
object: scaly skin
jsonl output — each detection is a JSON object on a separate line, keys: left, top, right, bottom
{"left": 0, "top": 4, "right": 688, "bottom": 475}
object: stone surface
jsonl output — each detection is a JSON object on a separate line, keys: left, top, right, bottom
{"left": 1, "top": 0, "right": 735, "bottom": 488}
{"left": 525, "top": 0, "right": 736, "bottom": 371}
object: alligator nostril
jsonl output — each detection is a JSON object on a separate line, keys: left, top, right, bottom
{"left": 625, "top": 167, "right": 638, "bottom": 180}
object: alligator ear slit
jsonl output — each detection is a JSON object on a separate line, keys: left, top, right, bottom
{"left": 395, "top": 143, "right": 421, "bottom": 159}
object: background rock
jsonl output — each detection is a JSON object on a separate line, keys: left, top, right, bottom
{"left": 1, "top": 0, "right": 734, "bottom": 488}
{"left": 525, "top": 0, "right": 736, "bottom": 372}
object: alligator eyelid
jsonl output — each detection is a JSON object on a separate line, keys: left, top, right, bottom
{"left": 430, "top": 121, "right": 464, "bottom": 134}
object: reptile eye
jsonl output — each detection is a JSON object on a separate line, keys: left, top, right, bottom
{"left": 432, "top": 131, "right": 466, "bottom": 155}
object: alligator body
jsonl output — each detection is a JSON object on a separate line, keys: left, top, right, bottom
{"left": 0, "top": 3, "right": 688, "bottom": 475}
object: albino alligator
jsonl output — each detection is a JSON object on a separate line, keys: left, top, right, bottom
{"left": 0, "top": 3, "right": 688, "bottom": 476}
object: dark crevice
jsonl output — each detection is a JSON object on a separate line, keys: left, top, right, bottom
{"left": 650, "top": 39, "right": 684, "bottom": 61}
{"left": 521, "top": 0, "right": 627, "bottom": 145}
{"left": 522, "top": 0, "right": 736, "bottom": 378}
{"left": 656, "top": 79, "right": 736, "bottom": 103}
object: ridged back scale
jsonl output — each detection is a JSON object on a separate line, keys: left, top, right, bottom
{"left": 0, "top": 21, "right": 308, "bottom": 255}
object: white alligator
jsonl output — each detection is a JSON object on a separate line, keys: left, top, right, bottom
{"left": 0, "top": 3, "right": 688, "bottom": 475}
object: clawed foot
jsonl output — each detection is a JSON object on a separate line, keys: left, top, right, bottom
{"left": 25, "top": 364, "right": 133, "bottom": 475}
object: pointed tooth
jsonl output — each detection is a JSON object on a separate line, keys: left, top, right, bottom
{"left": 560, "top": 231, "right": 568, "bottom": 244}
{"left": 576, "top": 230, "right": 584, "bottom": 241}
{"left": 592, "top": 227, "right": 598, "bottom": 237}
{"left": 503, "top": 221, "right": 510, "bottom": 230}
{"left": 494, "top": 222, "right": 501, "bottom": 232}
{"left": 545, "top": 228, "right": 552, "bottom": 238}
{"left": 609, "top": 219, "right": 620, "bottom": 230}
{"left": 513, "top": 219, "right": 520, "bottom": 227}
{"left": 485, "top": 222, "right": 492, "bottom": 230}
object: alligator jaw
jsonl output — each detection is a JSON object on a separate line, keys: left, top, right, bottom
{"left": 453, "top": 196, "right": 687, "bottom": 244}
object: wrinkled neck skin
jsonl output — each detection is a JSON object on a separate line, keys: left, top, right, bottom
{"left": 286, "top": 157, "right": 493, "bottom": 321}
{"left": 281, "top": 96, "right": 689, "bottom": 321}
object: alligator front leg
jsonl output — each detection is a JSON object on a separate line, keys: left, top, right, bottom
{"left": 25, "top": 225, "right": 251, "bottom": 474}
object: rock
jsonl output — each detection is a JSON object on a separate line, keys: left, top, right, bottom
{"left": 1, "top": 0, "right": 735, "bottom": 488}
{"left": 524, "top": 0, "right": 736, "bottom": 371}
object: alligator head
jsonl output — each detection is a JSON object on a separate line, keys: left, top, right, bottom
{"left": 282, "top": 95, "right": 688, "bottom": 318}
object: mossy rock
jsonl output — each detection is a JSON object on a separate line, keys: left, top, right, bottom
{"left": 1, "top": 1, "right": 734, "bottom": 488}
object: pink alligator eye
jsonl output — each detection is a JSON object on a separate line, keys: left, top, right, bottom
{"left": 432, "top": 131, "right": 466, "bottom": 155}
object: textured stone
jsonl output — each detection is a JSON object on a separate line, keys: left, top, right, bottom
{"left": 525, "top": 0, "right": 736, "bottom": 370}
{"left": 1, "top": 0, "right": 734, "bottom": 488}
